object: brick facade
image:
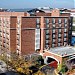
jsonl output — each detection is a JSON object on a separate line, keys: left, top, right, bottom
{"left": 0, "top": 9, "right": 71, "bottom": 56}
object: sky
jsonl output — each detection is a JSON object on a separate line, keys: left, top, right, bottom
{"left": 0, "top": 0, "right": 74, "bottom": 9}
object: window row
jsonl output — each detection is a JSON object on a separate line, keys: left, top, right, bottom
{"left": 45, "top": 18, "right": 68, "bottom": 24}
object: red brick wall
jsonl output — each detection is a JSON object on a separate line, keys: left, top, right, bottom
{"left": 60, "top": 13, "right": 70, "bottom": 17}
{"left": 21, "top": 17, "right": 41, "bottom": 55}
{"left": 35, "top": 12, "right": 51, "bottom": 16}
{"left": 0, "top": 12, "right": 28, "bottom": 16}
{"left": 10, "top": 17, "right": 17, "bottom": 52}
{"left": 21, "top": 30, "right": 35, "bottom": 55}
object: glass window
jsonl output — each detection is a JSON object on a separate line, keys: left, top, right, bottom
{"left": 36, "top": 18, "right": 40, "bottom": 24}
{"left": 52, "top": 29, "right": 55, "bottom": 33}
{"left": 52, "top": 44, "right": 55, "bottom": 47}
{"left": 58, "top": 38, "right": 61, "bottom": 42}
{"left": 52, "top": 18, "right": 55, "bottom": 24}
{"left": 72, "top": 26, "right": 75, "bottom": 31}
{"left": 64, "top": 24, "right": 67, "bottom": 27}
{"left": 64, "top": 29, "right": 67, "bottom": 32}
{"left": 46, "top": 18, "right": 49, "bottom": 24}
{"left": 46, "top": 35, "right": 49, "bottom": 39}
{"left": 36, "top": 18, "right": 40, "bottom": 28}
{"left": 58, "top": 29, "right": 62, "bottom": 33}
{"left": 46, "top": 30, "right": 49, "bottom": 34}
{"left": 58, "top": 34, "right": 61, "bottom": 37}
{"left": 59, "top": 24, "right": 61, "bottom": 27}
{"left": 46, "top": 40, "right": 49, "bottom": 44}
{"left": 58, "top": 18, "right": 61, "bottom": 24}
{"left": 58, "top": 43, "right": 61, "bottom": 46}
{"left": 4, "top": 34, "right": 6, "bottom": 38}
{"left": 35, "top": 29, "right": 40, "bottom": 50}
{"left": 53, "top": 24, "right": 55, "bottom": 27}
{"left": 46, "top": 24, "right": 49, "bottom": 28}
{"left": 64, "top": 33, "right": 67, "bottom": 37}
{"left": 53, "top": 34, "right": 55, "bottom": 38}
{"left": 64, "top": 38, "right": 67, "bottom": 41}
{"left": 52, "top": 39, "right": 55, "bottom": 42}
{"left": 64, "top": 18, "right": 67, "bottom": 24}
{"left": 17, "top": 30, "right": 20, "bottom": 34}
{"left": 45, "top": 45, "right": 49, "bottom": 48}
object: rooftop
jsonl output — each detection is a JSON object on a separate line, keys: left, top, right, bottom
{"left": 47, "top": 46, "right": 75, "bottom": 57}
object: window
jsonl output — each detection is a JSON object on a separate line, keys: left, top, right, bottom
{"left": 3, "top": 34, "right": 6, "bottom": 38}
{"left": 46, "top": 30, "right": 49, "bottom": 35}
{"left": 64, "top": 38, "right": 67, "bottom": 41}
{"left": 52, "top": 29, "right": 55, "bottom": 33}
{"left": 64, "top": 29, "right": 67, "bottom": 32}
{"left": 46, "top": 35, "right": 49, "bottom": 39}
{"left": 58, "top": 38, "right": 61, "bottom": 42}
{"left": 17, "top": 35, "right": 20, "bottom": 40}
{"left": 16, "top": 40, "right": 20, "bottom": 45}
{"left": 46, "top": 40, "right": 49, "bottom": 44}
{"left": 35, "top": 29, "right": 40, "bottom": 50}
{"left": 45, "top": 45, "right": 49, "bottom": 48}
{"left": 36, "top": 18, "right": 40, "bottom": 24}
{"left": 3, "top": 29, "right": 6, "bottom": 33}
{"left": 17, "top": 18, "right": 21, "bottom": 25}
{"left": 52, "top": 44, "right": 55, "bottom": 47}
{"left": 64, "top": 33, "right": 67, "bottom": 37}
{"left": 72, "top": 26, "right": 75, "bottom": 31}
{"left": 59, "top": 24, "right": 62, "bottom": 27}
{"left": 52, "top": 34, "right": 55, "bottom": 38}
{"left": 64, "top": 24, "right": 67, "bottom": 27}
{"left": 36, "top": 18, "right": 40, "bottom": 28}
{"left": 46, "top": 24, "right": 49, "bottom": 28}
{"left": 58, "top": 29, "right": 62, "bottom": 33}
{"left": 58, "top": 18, "right": 61, "bottom": 24}
{"left": 52, "top": 18, "right": 55, "bottom": 24}
{"left": 46, "top": 18, "right": 49, "bottom": 28}
{"left": 58, "top": 34, "right": 61, "bottom": 37}
{"left": 53, "top": 24, "right": 55, "bottom": 27}
{"left": 17, "top": 24, "right": 20, "bottom": 28}
{"left": 52, "top": 39, "right": 55, "bottom": 42}
{"left": 17, "top": 30, "right": 20, "bottom": 34}
{"left": 58, "top": 43, "right": 61, "bottom": 46}
{"left": 46, "top": 18, "right": 49, "bottom": 24}
{"left": 64, "top": 18, "right": 67, "bottom": 24}
{"left": 0, "top": 33, "right": 2, "bottom": 37}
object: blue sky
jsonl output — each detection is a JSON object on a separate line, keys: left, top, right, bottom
{"left": 0, "top": 0, "right": 74, "bottom": 9}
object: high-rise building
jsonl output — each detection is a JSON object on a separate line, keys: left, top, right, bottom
{"left": 0, "top": 9, "right": 72, "bottom": 55}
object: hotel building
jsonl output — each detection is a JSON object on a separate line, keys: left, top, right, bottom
{"left": 0, "top": 9, "right": 72, "bottom": 56}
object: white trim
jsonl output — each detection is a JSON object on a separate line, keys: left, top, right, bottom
{"left": 44, "top": 56, "right": 59, "bottom": 65}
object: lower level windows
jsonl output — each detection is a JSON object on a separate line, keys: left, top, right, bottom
{"left": 52, "top": 44, "right": 55, "bottom": 48}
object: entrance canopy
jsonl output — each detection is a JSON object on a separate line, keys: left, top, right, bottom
{"left": 48, "top": 46, "right": 75, "bottom": 57}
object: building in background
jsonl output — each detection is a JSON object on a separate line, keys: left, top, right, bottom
{"left": 70, "top": 13, "right": 75, "bottom": 46}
